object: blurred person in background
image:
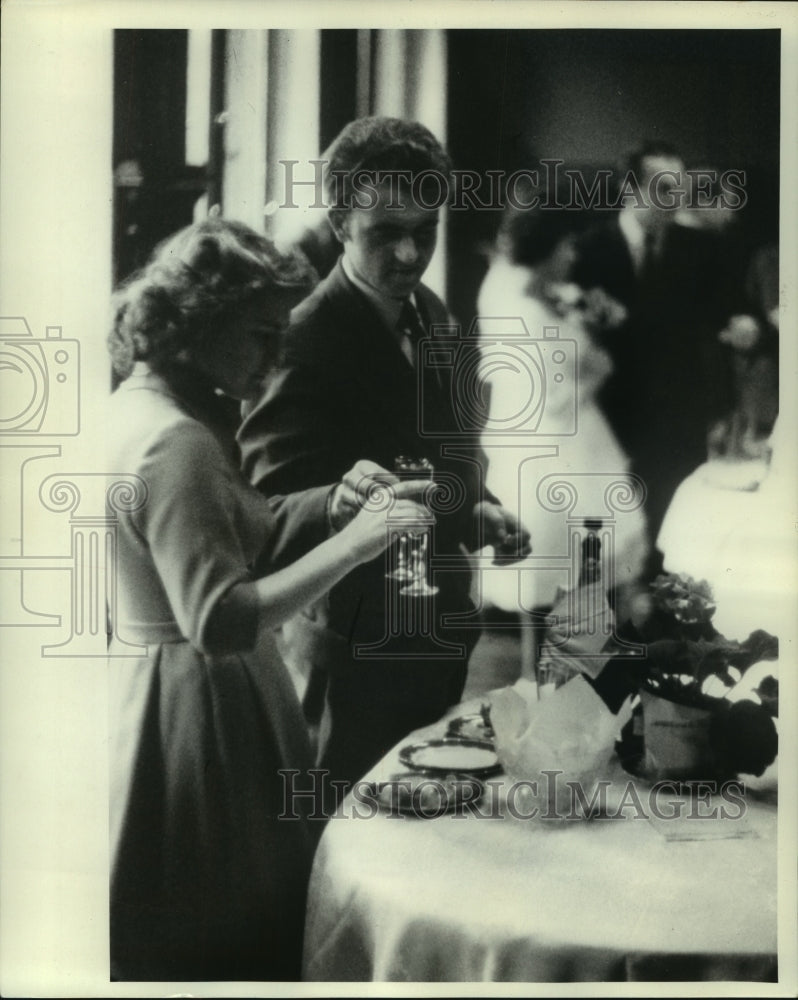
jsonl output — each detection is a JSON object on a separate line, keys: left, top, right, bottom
{"left": 477, "top": 182, "right": 648, "bottom": 617}
{"left": 572, "top": 141, "right": 746, "bottom": 565}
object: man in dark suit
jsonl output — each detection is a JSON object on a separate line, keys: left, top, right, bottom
{"left": 239, "top": 117, "right": 529, "bottom": 789}
{"left": 572, "top": 142, "right": 740, "bottom": 563}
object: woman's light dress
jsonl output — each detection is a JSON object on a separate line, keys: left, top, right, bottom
{"left": 477, "top": 257, "right": 648, "bottom": 611}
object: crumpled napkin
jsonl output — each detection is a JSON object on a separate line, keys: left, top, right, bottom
{"left": 490, "top": 676, "right": 632, "bottom": 816}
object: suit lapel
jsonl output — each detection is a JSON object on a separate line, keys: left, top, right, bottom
{"left": 611, "top": 219, "right": 638, "bottom": 301}
{"left": 412, "top": 288, "right": 455, "bottom": 432}
{"left": 325, "top": 263, "right": 422, "bottom": 442}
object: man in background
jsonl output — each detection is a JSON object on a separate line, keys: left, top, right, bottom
{"left": 239, "top": 116, "right": 528, "bottom": 790}
{"left": 573, "top": 141, "right": 743, "bottom": 562}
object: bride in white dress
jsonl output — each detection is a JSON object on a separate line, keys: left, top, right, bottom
{"left": 477, "top": 203, "right": 648, "bottom": 613}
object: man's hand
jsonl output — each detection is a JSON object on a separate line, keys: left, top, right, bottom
{"left": 328, "top": 459, "right": 432, "bottom": 533}
{"left": 473, "top": 501, "right": 532, "bottom": 564}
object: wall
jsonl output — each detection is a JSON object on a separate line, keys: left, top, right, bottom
{"left": 446, "top": 28, "right": 781, "bottom": 325}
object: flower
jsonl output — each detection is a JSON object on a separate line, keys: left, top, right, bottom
{"left": 610, "top": 573, "right": 779, "bottom": 779}
{"left": 718, "top": 313, "right": 761, "bottom": 352}
{"left": 542, "top": 281, "right": 585, "bottom": 318}
{"left": 580, "top": 286, "right": 628, "bottom": 331}
{"left": 649, "top": 572, "right": 715, "bottom": 625}
{"left": 543, "top": 283, "right": 628, "bottom": 333}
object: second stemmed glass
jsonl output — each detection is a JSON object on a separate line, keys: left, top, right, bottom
{"left": 388, "top": 455, "right": 439, "bottom": 597}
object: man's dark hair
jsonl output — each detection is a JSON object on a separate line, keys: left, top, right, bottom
{"left": 322, "top": 116, "right": 452, "bottom": 212}
{"left": 623, "top": 139, "right": 683, "bottom": 179}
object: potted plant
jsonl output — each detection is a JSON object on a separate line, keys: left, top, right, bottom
{"left": 611, "top": 574, "right": 778, "bottom": 782}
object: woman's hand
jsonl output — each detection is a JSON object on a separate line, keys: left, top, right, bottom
{"left": 340, "top": 492, "right": 434, "bottom": 564}
{"left": 253, "top": 473, "right": 432, "bottom": 630}
{"left": 328, "top": 459, "right": 431, "bottom": 532}
{"left": 252, "top": 459, "right": 433, "bottom": 629}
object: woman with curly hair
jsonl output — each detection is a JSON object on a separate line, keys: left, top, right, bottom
{"left": 107, "top": 218, "right": 430, "bottom": 981}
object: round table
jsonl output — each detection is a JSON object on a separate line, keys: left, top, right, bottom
{"left": 301, "top": 702, "right": 777, "bottom": 983}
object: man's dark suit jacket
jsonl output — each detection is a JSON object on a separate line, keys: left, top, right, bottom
{"left": 573, "top": 216, "right": 739, "bottom": 548}
{"left": 238, "top": 258, "right": 490, "bottom": 784}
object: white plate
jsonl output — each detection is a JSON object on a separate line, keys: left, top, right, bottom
{"left": 362, "top": 771, "right": 485, "bottom": 816}
{"left": 398, "top": 737, "right": 502, "bottom": 777}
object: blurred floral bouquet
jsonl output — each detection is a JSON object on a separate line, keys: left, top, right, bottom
{"left": 636, "top": 573, "right": 777, "bottom": 703}
{"left": 614, "top": 573, "right": 778, "bottom": 780}
{"left": 545, "top": 282, "right": 627, "bottom": 333}
{"left": 649, "top": 572, "right": 716, "bottom": 626}
{"left": 579, "top": 286, "right": 628, "bottom": 333}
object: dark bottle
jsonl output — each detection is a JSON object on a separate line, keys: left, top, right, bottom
{"left": 537, "top": 518, "right": 608, "bottom": 691}
{"left": 579, "top": 518, "right": 603, "bottom": 586}
{"left": 580, "top": 518, "right": 643, "bottom": 714}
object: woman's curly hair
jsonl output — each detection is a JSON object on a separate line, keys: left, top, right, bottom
{"left": 108, "top": 217, "right": 317, "bottom": 380}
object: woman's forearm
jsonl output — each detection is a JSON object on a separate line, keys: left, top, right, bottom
{"left": 253, "top": 526, "right": 367, "bottom": 630}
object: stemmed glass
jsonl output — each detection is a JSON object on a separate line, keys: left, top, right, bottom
{"left": 386, "top": 455, "right": 439, "bottom": 597}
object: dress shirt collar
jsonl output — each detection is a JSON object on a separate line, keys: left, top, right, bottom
{"left": 619, "top": 208, "right": 669, "bottom": 273}
{"left": 618, "top": 206, "right": 646, "bottom": 255}
{"left": 340, "top": 253, "right": 416, "bottom": 333}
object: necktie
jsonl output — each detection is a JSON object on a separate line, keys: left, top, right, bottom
{"left": 640, "top": 229, "right": 658, "bottom": 279}
{"left": 397, "top": 299, "right": 426, "bottom": 366}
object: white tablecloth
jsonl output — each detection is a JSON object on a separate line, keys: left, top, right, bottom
{"left": 302, "top": 704, "right": 777, "bottom": 983}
